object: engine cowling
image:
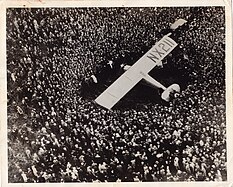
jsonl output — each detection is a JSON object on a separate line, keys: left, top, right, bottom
{"left": 161, "top": 84, "right": 180, "bottom": 102}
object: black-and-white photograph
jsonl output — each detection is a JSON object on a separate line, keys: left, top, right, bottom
{"left": 6, "top": 5, "right": 228, "bottom": 183}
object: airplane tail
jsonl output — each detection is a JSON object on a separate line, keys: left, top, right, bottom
{"left": 161, "top": 84, "right": 180, "bottom": 102}
{"left": 170, "top": 19, "right": 187, "bottom": 30}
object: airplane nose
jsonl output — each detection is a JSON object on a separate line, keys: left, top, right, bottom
{"left": 161, "top": 84, "right": 180, "bottom": 102}
{"left": 171, "top": 84, "right": 180, "bottom": 93}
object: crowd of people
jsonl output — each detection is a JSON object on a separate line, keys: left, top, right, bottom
{"left": 7, "top": 7, "right": 226, "bottom": 182}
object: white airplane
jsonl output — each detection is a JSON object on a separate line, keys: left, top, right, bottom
{"left": 95, "top": 20, "right": 186, "bottom": 110}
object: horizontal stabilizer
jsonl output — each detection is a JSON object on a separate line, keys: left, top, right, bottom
{"left": 170, "top": 19, "right": 187, "bottom": 30}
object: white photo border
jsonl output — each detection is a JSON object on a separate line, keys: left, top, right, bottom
{"left": 0, "top": 1, "right": 232, "bottom": 187}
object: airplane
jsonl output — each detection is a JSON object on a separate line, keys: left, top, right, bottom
{"left": 94, "top": 19, "right": 187, "bottom": 110}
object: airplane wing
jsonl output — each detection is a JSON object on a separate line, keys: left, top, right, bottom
{"left": 95, "top": 33, "right": 178, "bottom": 109}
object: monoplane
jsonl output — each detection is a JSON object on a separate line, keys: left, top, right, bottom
{"left": 95, "top": 19, "right": 187, "bottom": 110}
